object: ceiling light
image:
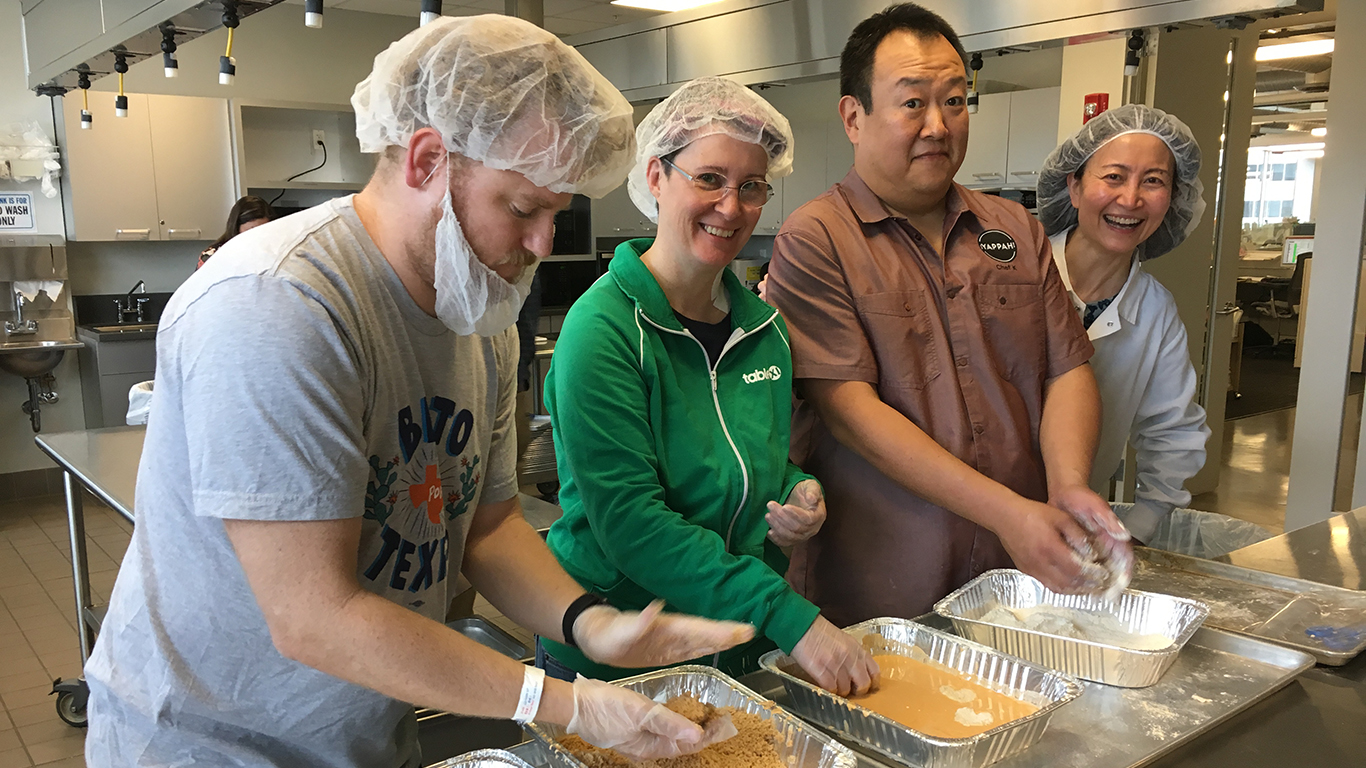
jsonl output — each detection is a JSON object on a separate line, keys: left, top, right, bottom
{"left": 611, "top": 0, "right": 725, "bottom": 11}
{"left": 1256, "top": 39, "right": 1335, "bottom": 61}
{"left": 1311, "top": 127, "right": 1327, "bottom": 137}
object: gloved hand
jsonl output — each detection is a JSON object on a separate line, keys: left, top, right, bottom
{"left": 765, "top": 479, "right": 826, "bottom": 547}
{"left": 790, "top": 616, "right": 880, "bottom": 697}
{"left": 1050, "top": 485, "right": 1134, "bottom": 599}
{"left": 568, "top": 675, "right": 726, "bottom": 760}
{"left": 575, "top": 600, "right": 754, "bottom": 669}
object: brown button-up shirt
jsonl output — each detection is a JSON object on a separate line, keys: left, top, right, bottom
{"left": 768, "top": 170, "right": 1093, "bottom": 626}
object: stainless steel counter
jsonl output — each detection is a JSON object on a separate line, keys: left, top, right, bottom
{"left": 35, "top": 425, "right": 142, "bottom": 523}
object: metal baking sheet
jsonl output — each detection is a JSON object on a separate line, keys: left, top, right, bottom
{"left": 447, "top": 617, "right": 530, "bottom": 662}
{"left": 524, "top": 666, "right": 857, "bottom": 768}
{"left": 430, "top": 749, "right": 539, "bottom": 768}
{"left": 760, "top": 619, "right": 1082, "bottom": 768}
{"left": 759, "top": 614, "right": 1313, "bottom": 768}
{"left": 935, "top": 569, "right": 1209, "bottom": 687}
{"left": 1131, "top": 548, "right": 1366, "bottom": 665}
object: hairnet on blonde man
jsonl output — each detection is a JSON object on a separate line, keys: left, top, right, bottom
{"left": 353, "top": 14, "right": 635, "bottom": 198}
{"left": 1037, "top": 103, "right": 1205, "bottom": 261}
{"left": 628, "top": 76, "right": 796, "bottom": 222}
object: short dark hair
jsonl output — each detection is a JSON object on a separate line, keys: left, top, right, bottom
{"left": 840, "top": 3, "right": 969, "bottom": 113}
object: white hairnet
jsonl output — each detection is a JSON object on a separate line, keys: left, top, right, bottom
{"left": 628, "top": 76, "right": 795, "bottom": 222}
{"left": 352, "top": 15, "right": 635, "bottom": 199}
{"left": 1038, "top": 104, "right": 1205, "bottom": 261}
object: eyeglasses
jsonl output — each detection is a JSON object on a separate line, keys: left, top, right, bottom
{"left": 660, "top": 157, "right": 775, "bottom": 208}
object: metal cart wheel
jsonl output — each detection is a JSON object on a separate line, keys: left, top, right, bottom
{"left": 52, "top": 678, "right": 89, "bottom": 728}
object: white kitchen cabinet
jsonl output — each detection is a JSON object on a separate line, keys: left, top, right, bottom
{"left": 1004, "top": 87, "right": 1061, "bottom": 188}
{"left": 754, "top": 177, "right": 785, "bottom": 236}
{"left": 58, "top": 93, "right": 236, "bottom": 241}
{"left": 779, "top": 121, "right": 828, "bottom": 225}
{"left": 147, "top": 95, "right": 237, "bottom": 242}
{"left": 825, "top": 121, "right": 854, "bottom": 187}
{"left": 955, "top": 92, "right": 1011, "bottom": 188}
{"left": 591, "top": 182, "right": 656, "bottom": 240}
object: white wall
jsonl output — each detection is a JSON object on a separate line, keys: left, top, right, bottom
{"left": 1056, "top": 36, "right": 1127, "bottom": 143}
{"left": 1, "top": 0, "right": 87, "bottom": 474}
{"left": 90, "top": 4, "right": 418, "bottom": 104}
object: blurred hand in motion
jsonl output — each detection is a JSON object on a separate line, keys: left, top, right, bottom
{"left": 569, "top": 676, "right": 731, "bottom": 759}
{"left": 790, "top": 616, "right": 880, "bottom": 697}
{"left": 766, "top": 479, "right": 826, "bottom": 548}
{"left": 575, "top": 600, "right": 754, "bottom": 669}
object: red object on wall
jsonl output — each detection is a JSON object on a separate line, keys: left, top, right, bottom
{"left": 1083, "top": 93, "right": 1110, "bottom": 123}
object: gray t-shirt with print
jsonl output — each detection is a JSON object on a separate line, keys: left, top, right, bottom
{"left": 84, "top": 196, "right": 519, "bottom": 767}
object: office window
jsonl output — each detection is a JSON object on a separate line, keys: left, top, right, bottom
{"left": 1244, "top": 201, "right": 1257, "bottom": 217}
{"left": 1285, "top": 163, "right": 1297, "bottom": 181}
{"left": 1271, "top": 164, "right": 1285, "bottom": 181}
{"left": 1247, "top": 163, "right": 1261, "bottom": 179}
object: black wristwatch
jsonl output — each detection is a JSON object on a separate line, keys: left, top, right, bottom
{"left": 562, "top": 593, "right": 609, "bottom": 648}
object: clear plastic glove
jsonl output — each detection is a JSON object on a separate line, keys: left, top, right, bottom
{"left": 568, "top": 675, "right": 727, "bottom": 760}
{"left": 1050, "top": 485, "right": 1134, "bottom": 599}
{"left": 766, "top": 479, "right": 826, "bottom": 548}
{"left": 790, "top": 616, "right": 880, "bottom": 697}
{"left": 575, "top": 600, "right": 754, "bottom": 669}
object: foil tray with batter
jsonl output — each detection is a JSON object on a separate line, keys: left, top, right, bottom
{"left": 759, "top": 618, "right": 1082, "bottom": 768}
{"left": 934, "top": 569, "right": 1209, "bottom": 687}
{"left": 524, "top": 666, "right": 857, "bottom": 768}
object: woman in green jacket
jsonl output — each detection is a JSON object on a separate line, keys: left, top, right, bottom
{"left": 540, "top": 77, "right": 878, "bottom": 695}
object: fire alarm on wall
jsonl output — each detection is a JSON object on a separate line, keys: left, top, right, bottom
{"left": 1083, "top": 93, "right": 1110, "bottom": 123}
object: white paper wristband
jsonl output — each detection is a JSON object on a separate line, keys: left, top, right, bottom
{"left": 513, "top": 666, "right": 546, "bottom": 724}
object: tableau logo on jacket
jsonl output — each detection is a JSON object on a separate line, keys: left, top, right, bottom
{"left": 743, "top": 365, "right": 783, "bottom": 384}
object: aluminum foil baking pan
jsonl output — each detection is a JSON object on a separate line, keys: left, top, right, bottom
{"left": 430, "top": 749, "right": 538, "bottom": 768}
{"left": 934, "top": 569, "right": 1209, "bottom": 688}
{"left": 525, "top": 665, "right": 856, "bottom": 768}
{"left": 759, "top": 618, "right": 1082, "bottom": 768}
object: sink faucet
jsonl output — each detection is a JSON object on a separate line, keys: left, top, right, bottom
{"left": 5, "top": 287, "right": 38, "bottom": 336}
{"left": 114, "top": 280, "right": 149, "bottom": 324}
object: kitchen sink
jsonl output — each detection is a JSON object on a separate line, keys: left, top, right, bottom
{"left": 90, "top": 323, "right": 159, "bottom": 333}
{"left": 0, "top": 339, "right": 83, "bottom": 378}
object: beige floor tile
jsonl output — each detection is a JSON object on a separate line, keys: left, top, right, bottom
{"left": 5, "top": 606, "right": 57, "bottom": 623}
{"left": 1, "top": 685, "right": 53, "bottom": 711}
{"left": 0, "top": 746, "right": 30, "bottom": 768}
{"left": 11, "top": 614, "right": 64, "bottom": 632}
{"left": 0, "top": 671, "right": 50, "bottom": 696}
{"left": 0, "top": 615, "right": 20, "bottom": 636}
{"left": 17, "top": 628, "right": 75, "bottom": 651}
{"left": 0, "top": 633, "right": 35, "bottom": 655}
{"left": 0, "top": 592, "right": 48, "bottom": 611}
{"left": 39, "top": 661, "right": 81, "bottom": 684}
{"left": 24, "top": 732, "right": 84, "bottom": 765}
{"left": 0, "top": 731, "right": 19, "bottom": 754}
{"left": 0, "top": 658, "right": 46, "bottom": 683}
{"left": 35, "top": 655, "right": 77, "bottom": 676}
{"left": 17, "top": 720, "right": 73, "bottom": 750}
{"left": 5, "top": 704, "right": 54, "bottom": 730}
{"left": 34, "top": 756, "right": 83, "bottom": 768}
{"left": 0, "top": 573, "right": 36, "bottom": 590}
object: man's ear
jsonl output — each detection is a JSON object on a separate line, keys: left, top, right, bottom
{"left": 405, "top": 127, "right": 448, "bottom": 190}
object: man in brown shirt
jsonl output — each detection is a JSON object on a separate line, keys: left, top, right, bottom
{"left": 767, "top": 3, "right": 1132, "bottom": 626}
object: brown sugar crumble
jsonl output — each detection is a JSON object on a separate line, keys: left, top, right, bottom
{"left": 559, "top": 694, "right": 784, "bottom": 768}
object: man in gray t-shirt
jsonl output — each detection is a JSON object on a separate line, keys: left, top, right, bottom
{"left": 85, "top": 17, "right": 752, "bottom": 768}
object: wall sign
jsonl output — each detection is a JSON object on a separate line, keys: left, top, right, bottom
{"left": 0, "top": 193, "right": 35, "bottom": 230}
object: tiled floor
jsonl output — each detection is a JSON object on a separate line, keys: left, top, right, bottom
{"left": 0, "top": 493, "right": 128, "bottom": 768}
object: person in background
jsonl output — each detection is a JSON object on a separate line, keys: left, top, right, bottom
{"left": 765, "top": 2, "right": 1133, "bottom": 628}
{"left": 541, "top": 76, "right": 879, "bottom": 696}
{"left": 197, "top": 195, "right": 274, "bottom": 268}
{"left": 84, "top": 18, "right": 752, "bottom": 767}
{"left": 1036, "top": 104, "right": 1211, "bottom": 545}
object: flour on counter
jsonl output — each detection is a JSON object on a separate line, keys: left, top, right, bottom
{"left": 980, "top": 604, "right": 1172, "bottom": 651}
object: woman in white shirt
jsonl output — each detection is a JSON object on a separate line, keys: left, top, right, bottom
{"left": 1036, "top": 104, "right": 1211, "bottom": 545}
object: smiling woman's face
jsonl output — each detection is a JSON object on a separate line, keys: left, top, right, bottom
{"left": 648, "top": 133, "right": 769, "bottom": 269}
{"left": 1067, "top": 133, "right": 1175, "bottom": 259}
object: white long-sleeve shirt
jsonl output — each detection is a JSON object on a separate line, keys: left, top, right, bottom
{"left": 1050, "top": 229, "right": 1211, "bottom": 542}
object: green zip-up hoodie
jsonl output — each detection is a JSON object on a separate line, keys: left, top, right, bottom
{"left": 542, "top": 239, "right": 821, "bottom": 680}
